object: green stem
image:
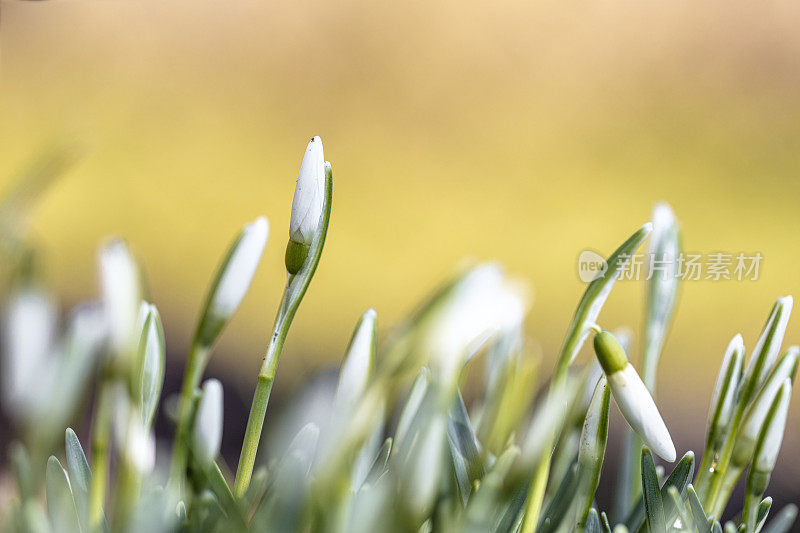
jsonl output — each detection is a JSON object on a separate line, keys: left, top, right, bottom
{"left": 743, "top": 472, "right": 768, "bottom": 533}
{"left": 232, "top": 167, "right": 332, "bottom": 498}
{"left": 88, "top": 379, "right": 114, "bottom": 532}
{"left": 233, "top": 316, "right": 288, "bottom": 498}
{"left": 703, "top": 407, "right": 744, "bottom": 516}
{"left": 168, "top": 342, "right": 210, "bottom": 491}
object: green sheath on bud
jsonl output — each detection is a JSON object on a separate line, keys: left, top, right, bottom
{"left": 593, "top": 330, "right": 629, "bottom": 375}
{"left": 285, "top": 239, "right": 310, "bottom": 275}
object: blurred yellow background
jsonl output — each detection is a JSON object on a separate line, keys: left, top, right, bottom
{"left": 3, "top": 0, "right": 800, "bottom": 478}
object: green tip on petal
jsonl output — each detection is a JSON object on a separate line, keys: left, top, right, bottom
{"left": 593, "top": 330, "right": 629, "bottom": 375}
{"left": 285, "top": 239, "right": 310, "bottom": 275}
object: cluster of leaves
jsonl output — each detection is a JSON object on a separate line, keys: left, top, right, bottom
{"left": 0, "top": 144, "right": 797, "bottom": 533}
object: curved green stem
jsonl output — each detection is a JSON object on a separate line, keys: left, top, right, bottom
{"left": 233, "top": 167, "right": 332, "bottom": 498}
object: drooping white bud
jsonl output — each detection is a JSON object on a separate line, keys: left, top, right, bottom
{"left": 209, "top": 217, "right": 269, "bottom": 318}
{"left": 289, "top": 137, "right": 325, "bottom": 246}
{"left": 192, "top": 379, "right": 224, "bottom": 468}
{"left": 99, "top": 240, "right": 141, "bottom": 356}
{"left": 607, "top": 363, "right": 676, "bottom": 462}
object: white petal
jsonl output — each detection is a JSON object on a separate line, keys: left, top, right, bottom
{"left": 210, "top": 217, "right": 269, "bottom": 318}
{"left": 608, "top": 364, "right": 676, "bottom": 462}
{"left": 744, "top": 296, "right": 793, "bottom": 390}
{"left": 289, "top": 136, "right": 325, "bottom": 244}
{"left": 406, "top": 415, "right": 446, "bottom": 516}
{"left": 1, "top": 289, "right": 56, "bottom": 412}
{"left": 333, "top": 309, "right": 376, "bottom": 416}
{"left": 426, "top": 264, "right": 529, "bottom": 386}
{"left": 754, "top": 380, "right": 791, "bottom": 472}
{"left": 708, "top": 334, "right": 744, "bottom": 431}
{"left": 192, "top": 379, "right": 224, "bottom": 467}
{"left": 99, "top": 240, "right": 141, "bottom": 355}
{"left": 741, "top": 350, "right": 797, "bottom": 442}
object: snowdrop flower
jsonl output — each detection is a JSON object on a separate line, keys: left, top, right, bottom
{"left": 332, "top": 309, "right": 377, "bottom": 418}
{"left": 424, "top": 264, "right": 529, "bottom": 388}
{"left": 707, "top": 334, "right": 745, "bottom": 445}
{"left": 404, "top": 414, "right": 446, "bottom": 518}
{"left": 99, "top": 240, "right": 141, "bottom": 357}
{"left": 113, "top": 390, "right": 155, "bottom": 474}
{"left": 137, "top": 302, "right": 166, "bottom": 430}
{"left": 753, "top": 379, "right": 791, "bottom": 474}
{"left": 733, "top": 348, "right": 797, "bottom": 466}
{"left": 593, "top": 330, "right": 676, "bottom": 462}
{"left": 209, "top": 217, "right": 269, "bottom": 319}
{"left": 1, "top": 288, "right": 56, "bottom": 415}
{"left": 192, "top": 379, "right": 224, "bottom": 468}
{"left": 742, "top": 296, "right": 792, "bottom": 402}
{"left": 285, "top": 136, "right": 326, "bottom": 274}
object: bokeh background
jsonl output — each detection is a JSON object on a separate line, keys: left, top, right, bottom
{"left": 2, "top": 0, "right": 800, "bottom": 516}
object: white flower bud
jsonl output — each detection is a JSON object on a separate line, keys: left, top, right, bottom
{"left": 192, "top": 379, "right": 224, "bottom": 468}
{"left": 289, "top": 136, "right": 325, "bottom": 246}
{"left": 405, "top": 415, "right": 446, "bottom": 517}
{"left": 1, "top": 289, "right": 56, "bottom": 414}
{"left": 209, "top": 217, "right": 269, "bottom": 318}
{"left": 99, "top": 240, "right": 141, "bottom": 356}
{"left": 424, "top": 264, "right": 529, "bottom": 387}
{"left": 607, "top": 363, "right": 676, "bottom": 462}
{"left": 708, "top": 334, "right": 745, "bottom": 436}
{"left": 743, "top": 296, "right": 793, "bottom": 400}
{"left": 113, "top": 389, "right": 155, "bottom": 474}
{"left": 754, "top": 380, "right": 791, "bottom": 473}
{"left": 333, "top": 309, "right": 377, "bottom": 417}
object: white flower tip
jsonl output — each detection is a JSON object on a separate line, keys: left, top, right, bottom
{"left": 609, "top": 364, "right": 676, "bottom": 462}
{"left": 659, "top": 439, "right": 677, "bottom": 463}
{"left": 732, "top": 333, "right": 744, "bottom": 347}
{"left": 642, "top": 222, "right": 654, "bottom": 233}
{"left": 652, "top": 203, "right": 675, "bottom": 228}
{"left": 290, "top": 137, "right": 326, "bottom": 244}
{"left": 210, "top": 217, "right": 269, "bottom": 318}
{"left": 193, "top": 379, "right": 224, "bottom": 466}
{"left": 778, "top": 295, "right": 793, "bottom": 310}
{"left": 99, "top": 239, "right": 141, "bottom": 354}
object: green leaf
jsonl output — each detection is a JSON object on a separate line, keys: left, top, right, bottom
{"left": 537, "top": 462, "right": 578, "bottom": 533}
{"left": 207, "top": 462, "right": 247, "bottom": 529}
{"left": 625, "top": 452, "right": 695, "bottom": 532}
{"left": 363, "top": 438, "right": 392, "bottom": 488}
{"left": 761, "top": 504, "right": 798, "bottom": 533}
{"left": 641, "top": 449, "right": 666, "bottom": 533}
{"left": 45, "top": 456, "right": 80, "bottom": 533}
{"left": 447, "top": 389, "right": 484, "bottom": 504}
{"left": 586, "top": 508, "right": 603, "bottom": 533}
{"left": 601, "top": 511, "right": 612, "bottom": 533}
{"left": 137, "top": 303, "right": 165, "bottom": 430}
{"left": 755, "top": 497, "right": 773, "bottom": 533}
{"left": 667, "top": 486, "right": 691, "bottom": 533}
{"left": 740, "top": 297, "right": 793, "bottom": 407}
{"left": 641, "top": 203, "right": 680, "bottom": 390}
{"left": 556, "top": 223, "right": 652, "bottom": 372}
{"left": 575, "top": 377, "right": 611, "bottom": 530}
{"left": 65, "top": 428, "right": 92, "bottom": 531}
{"left": 687, "top": 485, "right": 711, "bottom": 533}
